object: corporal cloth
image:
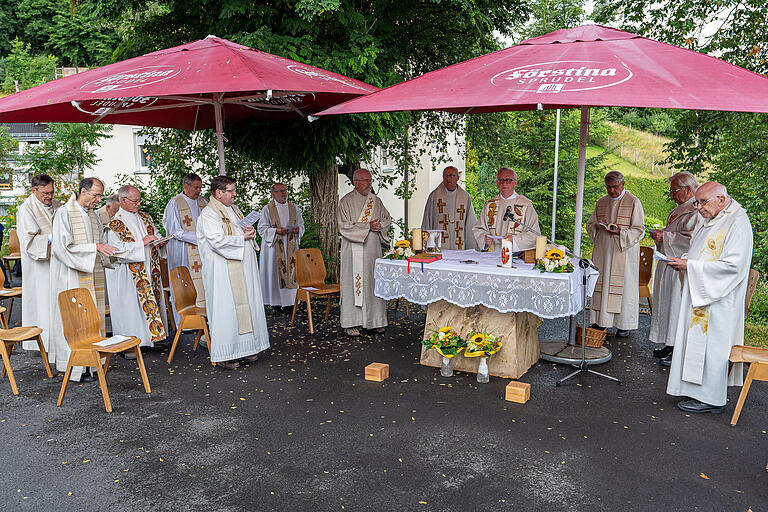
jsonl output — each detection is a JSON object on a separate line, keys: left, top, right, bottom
{"left": 667, "top": 199, "right": 752, "bottom": 406}
{"left": 48, "top": 195, "right": 108, "bottom": 381}
{"left": 472, "top": 193, "right": 540, "bottom": 252}
{"left": 586, "top": 191, "right": 644, "bottom": 330}
{"left": 18, "top": 195, "right": 60, "bottom": 352}
{"left": 649, "top": 197, "right": 703, "bottom": 346}
{"left": 197, "top": 198, "right": 269, "bottom": 362}
{"left": 421, "top": 184, "right": 478, "bottom": 250}
{"left": 338, "top": 189, "right": 391, "bottom": 329}
{"left": 258, "top": 200, "right": 305, "bottom": 307}
{"left": 163, "top": 193, "right": 208, "bottom": 323}
{"left": 106, "top": 208, "right": 168, "bottom": 347}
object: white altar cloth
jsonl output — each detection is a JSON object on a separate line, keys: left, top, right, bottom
{"left": 374, "top": 249, "right": 598, "bottom": 319}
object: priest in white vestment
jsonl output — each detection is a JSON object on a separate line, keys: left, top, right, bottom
{"left": 339, "top": 168, "right": 391, "bottom": 337}
{"left": 258, "top": 183, "right": 304, "bottom": 308}
{"left": 586, "top": 171, "right": 645, "bottom": 337}
{"left": 18, "top": 174, "right": 61, "bottom": 353}
{"left": 163, "top": 173, "right": 208, "bottom": 324}
{"left": 649, "top": 172, "right": 703, "bottom": 365}
{"left": 421, "top": 166, "right": 478, "bottom": 250}
{"left": 96, "top": 195, "right": 119, "bottom": 231}
{"left": 472, "top": 167, "right": 541, "bottom": 252}
{"left": 106, "top": 185, "right": 169, "bottom": 349}
{"left": 49, "top": 178, "right": 118, "bottom": 382}
{"left": 665, "top": 182, "right": 753, "bottom": 413}
{"left": 197, "top": 176, "right": 269, "bottom": 370}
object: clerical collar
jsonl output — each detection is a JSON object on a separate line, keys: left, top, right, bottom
{"left": 611, "top": 189, "right": 626, "bottom": 201}
{"left": 501, "top": 192, "right": 518, "bottom": 201}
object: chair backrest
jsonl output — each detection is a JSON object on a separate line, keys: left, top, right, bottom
{"left": 169, "top": 265, "right": 196, "bottom": 311}
{"left": 745, "top": 268, "right": 760, "bottom": 319}
{"left": 638, "top": 246, "right": 653, "bottom": 286}
{"left": 296, "top": 248, "right": 327, "bottom": 288}
{"left": 159, "top": 257, "right": 170, "bottom": 288}
{"left": 57, "top": 288, "right": 101, "bottom": 345}
{"left": 8, "top": 228, "right": 19, "bottom": 254}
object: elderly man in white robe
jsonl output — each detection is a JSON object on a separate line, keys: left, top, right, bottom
{"left": 649, "top": 172, "right": 703, "bottom": 367}
{"left": 421, "top": 166, "right": 478, "bottom": 250}
{"left": 197, "top": 176, "right": 269, "bottom": 370}
{"left": 18, "top": 174, "right": 61, "bottom": 354}
{"left": 339, "top": 168, "right": 392, "bottom": 337}
{"left": 666, "top": 182, "right": 753, "bottom": 414}
{"left": 258, "top": 183, "right": 304, "bottom": 311}
{"left": 163, "top": 173, "right": 208, "bottom": 324}
{"left": 106, "top": 185, "right": 169, "bottom": 353}
{"left": 96, "top": 194, "right": 120, "bottom": 229}
{"left": 472, "top": 167, "right": 540, "bottom": 252}
{"left": 49, "top": 178, "right": 118, "bottom": 382}
{"left": 586, "top": 171, "right": 645, "bottom": 337}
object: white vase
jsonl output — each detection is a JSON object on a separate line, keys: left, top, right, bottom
{"left": 477, "top": 357, "right": 489, "bottom": 383}
{"left": 440, "top": 355, "right": 453, "bottom": 377}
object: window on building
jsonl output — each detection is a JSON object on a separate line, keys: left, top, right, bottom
{"left": 135, "top": 132, "right": 152, "bottom": 173}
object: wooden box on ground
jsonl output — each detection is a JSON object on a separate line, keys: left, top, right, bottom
{"left": 505, "top": 381, "right": 530, "bottom": 403}
{"left": 420, "top": 299, "right": 539, "bottom": 379}
{"left": 365, "top": 363, "right": 389, "bottom": 382}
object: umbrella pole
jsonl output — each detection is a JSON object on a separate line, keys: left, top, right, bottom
{"left": 573, "top": 106, "right": 589, "bottom": 256}
{"left": 551, "top": 109, "right": 561, "bottom": 241}
{"left": 214, "top": 94, "right": 226, "bottom": 175}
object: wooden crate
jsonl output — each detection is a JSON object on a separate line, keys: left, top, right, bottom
{"left": 364, "top": 363, "right": 389, "bottom": 382}
{"left": 505, "top": 381, "right": 530, "bottom": 403}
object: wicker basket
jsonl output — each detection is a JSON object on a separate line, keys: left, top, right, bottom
{"left": 575, "top": 325, "right": 607, "bottom": 348}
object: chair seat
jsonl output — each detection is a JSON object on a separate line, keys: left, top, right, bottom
{"left": 0, "top": 287, "right": 22, "bottom": 296}
{"left": 71, "top": 336, "right": 141, "bottom": 354}
{"left": 302, "top": 284, "right": 340, "bottom": 296}
{"left": 179, "top": 305, "right": 206, "bottom": 317}
{"left": 3, "top": 254, "right": 20, "bottom": 260}
{"left": 0, "top": 326, "right": 43, "bottom": 342}
{"left": 730, "top": 345, "right": 768, "bottom": 364}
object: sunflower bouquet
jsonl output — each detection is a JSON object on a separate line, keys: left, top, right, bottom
{"left": 422, "top": 326, "right": 466, "bottom": 358}
{"left": 534, "top": 247, "right": 574, "bottom": 273}
{"left": 383, "top": 239, "right": 416, "bottom": 260}
{"left": 464, "top": 331, "right": 503, "bottom": 357}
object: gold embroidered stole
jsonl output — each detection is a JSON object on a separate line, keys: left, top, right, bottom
{"left": 108, "top": 212, "right": 166, "bottom": 342}
{"left": 65, "top": 194, "right": 106, "bottom": 335}
{"left": 485, "top": 195, "right": 530, "bottom": 251}
{"left": 27, "top": 195, "right": 60, "bottom": 259}
{"left": 434, "top": 185, "right": 470, "bottom": 249}
{"left": 592, "top": 194, "right": 635, "bottom": 313}
{"left": 353, "top": 193, "right": 376, "bottom": 307}
{"left": 208, "top": 196, "right": 253, "bottom": 334}
{"left": 174, "top": 194, "right": 207, "bottom": 308}
{"left": 267, "top": 200, "right": 298, "bottom": 289}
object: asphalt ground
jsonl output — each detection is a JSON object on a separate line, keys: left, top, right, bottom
{"left": 1, "top": 292, "right": 766, "bottom": 511}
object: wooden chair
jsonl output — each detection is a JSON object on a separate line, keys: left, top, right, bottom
{"left": 159, "top": 257, "right": 177, "bottom": 332}
{"left": 0, "top": 261, "right": 22, "bottom": 327}
{"left": 2, "top": 228, "right": 20, "bottom": 279}
{"left": 638, "top": 246, "right": 654, "bottom": 313}
{"left": 729, "top": 269, "right": 762, "bottom": 426}
{"left": 167, "top": 266, "right": 211, "bottom": 364}
{"left": 56, "top": 288, "right": 151, "bottom": 413}
{"left": 290, "top": 248, "right": 340, "bottom": 334}
{"left": 0, "top": 327, "right": 53, "bottom": 395}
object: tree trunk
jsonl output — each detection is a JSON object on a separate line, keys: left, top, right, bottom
{"left": 310, "top": 164, "right": 340, "bottom": 282}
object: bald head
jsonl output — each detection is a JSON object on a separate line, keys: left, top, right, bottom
{"left": 694, "top": 181, "right": 729, "bottom": 219}
{"left": 118, "top": 185, "right": 142, "bottom": 213}
{"left": 442, "top": 166, "right": 459, "bottom": 191}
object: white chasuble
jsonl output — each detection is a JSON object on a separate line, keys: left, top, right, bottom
{"left": 258, "top": 201, "right": 305, "bottom": 307}
{"left": 472, "top": 193, "right": 540, "bottom": 252}
{"left": 649, "top": 197, "right": 703, "bottom": 346}
{"left": 338, "top": 190, "right": 391, "bottom": 329}
{"left": 197, "top": 200, "right": 269, "bottom": 362}
{"left": 586, "top": 191, "right": 645, "bottom": 330}
{"left": 48, "top": 196, "right": 108, "bottom": 381}
{"left": 421, "top": 184, "right": 478, "bottom": 250}
{"left": 667, "top": 199, "right": 752, "bottom": 406}
{"left": 106, "top": 208, "right": 169, "bottom": 347}
{"left": 18, "top": 195, "right": 60, "bottom": 353}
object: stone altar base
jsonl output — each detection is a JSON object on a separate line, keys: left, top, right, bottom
{"left": 420, "top": 300, "right": 539, "bottom": 379}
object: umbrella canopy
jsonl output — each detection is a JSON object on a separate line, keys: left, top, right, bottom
{"left": 318, "top": 24, "right": 768, "bottom": 116}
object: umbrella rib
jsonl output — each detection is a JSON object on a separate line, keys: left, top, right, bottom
{"left": 105, "top": 101, "right": 209, "bottom": 115}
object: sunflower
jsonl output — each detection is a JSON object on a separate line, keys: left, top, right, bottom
{"left": 545, "top": 248, "right": 564, "bottom": 260}
{"left": 438, "top": 326, "right": 452, "bottom": 333}
{"left": 395, "top": 239, "right": 411, "bottom": 248}
{"left": 471, "top": 333, "right": 486, "bottom": 345}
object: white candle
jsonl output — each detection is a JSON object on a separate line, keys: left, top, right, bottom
{"left": 411, "top": 228, "right": 423, "bottom": 252}
{"left": 535, "top": 236, "right": 547, "bottom": 260}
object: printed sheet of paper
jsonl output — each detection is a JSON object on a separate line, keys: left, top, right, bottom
{"left": 94, "top": 335, "right": 131, "bottom": 347}
{"left": 653, "top": 250, "right": 672, "bottom": 262}
{"left": 237, "top": 210, "right": 262, "bottom": 228}
{"left": 150, "top": 235, "right": 173, "bottom": 246}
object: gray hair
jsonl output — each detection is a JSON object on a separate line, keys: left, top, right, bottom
{"left": 604, "top": 171, "right": 625, "bottom": 184}
{"left": 668, "top": 171, "right": 698, "bottom": 190}
{"left": 497, "top": 167, "right": 517, "bottom": 180}
{"left": 182, "top": 172, "right": 202, "bottom": 186}
{"left": 352, "top": 168, "right": 371, "bottom": 181}
{"left": 117, "top": 185, "right": 138, "bottom": 200}
{"left": 105, "top": 194, "right": 119, "bottom": 206}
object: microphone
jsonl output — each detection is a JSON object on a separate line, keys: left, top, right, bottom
{"left": 503, "top": 206, "right": 515, "bottom": 221}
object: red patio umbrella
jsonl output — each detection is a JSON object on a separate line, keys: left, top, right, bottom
{"left": 317, "top": 24, "right": 768, "bottom": 253}
{"left": 0, "top": 35, "right": 378, "bottom": 174}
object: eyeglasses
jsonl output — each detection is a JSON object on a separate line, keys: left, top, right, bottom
{"left": 693, "top": 197, "right": 719, "bottom": 208}
{"left": 124, "top": 196, "right": 141, "bottom": 204}
{"left": 272, "top": 189, "right": 288, "bottom": 194}
{"left": 444, "top": 174, "right": 459, "bottom": 178}
{"left": 670, "top": 186, "right": 687, "bottom": 195}
{"left": 497, "top": 178, "right": 517, "bottom": 183}
{"left": 88, "top": 191, "right": 104, "bottom": 199}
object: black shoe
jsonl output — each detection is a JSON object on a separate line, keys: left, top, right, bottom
{"left": 590, "top": 323, "right": 601, "bottom": 329}
{"left": 615, "top": 329, "right": 630, "bottom": 338}
{"left": 80, "top": 372, "right": 96, "bottom": 383}
{"left": 217, "top": 360, "right": 240, "bottom": 370}
{"left": 653, "top": 345, "right": 673, "bottom": 358}
{"left": 659, "top": 354, "right": 672, "bottom": 367}
{"left": 677, "top": 399, "right": 727, "bottom": 414}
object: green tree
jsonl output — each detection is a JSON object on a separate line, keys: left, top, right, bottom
{"left": 0, "top": 0, "right": 18, "bottom": 56}
{"left": 1, "top": 38, "right": 57, "bottom": 92}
